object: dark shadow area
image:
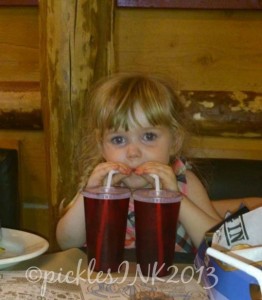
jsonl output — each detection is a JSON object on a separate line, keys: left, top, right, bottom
{"left": 191, "top": 158, "right": 262, "bottom": 200}
{"left": 0, "top": 149, "right": 19, "bottom": 229}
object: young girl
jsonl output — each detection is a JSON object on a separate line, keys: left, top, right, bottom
{"left": 56, "top": 72, "right": 222, "bottom": 252}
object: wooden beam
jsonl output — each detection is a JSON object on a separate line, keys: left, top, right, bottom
{"left": 1, "top": 83, "right": 260, "bottom": 135}
{"left": 0, "top": 82, "right": 42, "bottom": 130}
{"left": 179, "top": 90, "right": 262, "bottom": 138}
{"left": 116, "top": 0, "right": 262, "bottom": 9}
{"left": 0, "top": 0, "right": 38, "bottom": 5}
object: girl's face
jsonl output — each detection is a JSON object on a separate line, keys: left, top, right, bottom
{"left": 101, "top": 105, "right": 174, "bottom": 189}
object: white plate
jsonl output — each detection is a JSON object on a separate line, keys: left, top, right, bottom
{"left": 0, "top": 228, "right": 49, "bottom": 269}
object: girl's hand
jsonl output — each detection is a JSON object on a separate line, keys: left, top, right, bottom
{"left": 86, "top": 162, "right": 132, "bottom": 188}
{"left": 134, "top": 162, "right": 179, "bottom": 191}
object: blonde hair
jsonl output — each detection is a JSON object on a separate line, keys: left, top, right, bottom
{"left": 78, "top": 72, "right": 188, "bottom": 189}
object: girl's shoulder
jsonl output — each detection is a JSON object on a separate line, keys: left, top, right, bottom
{"left": 172, "top": 157, "right": 192, "bottom": 195}
{"left": 172, "top": 157, "right": 192, "bottom": 175}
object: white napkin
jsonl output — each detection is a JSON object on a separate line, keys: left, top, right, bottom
{"left": 212, "top": 207, "right": 262, "bottom": 250}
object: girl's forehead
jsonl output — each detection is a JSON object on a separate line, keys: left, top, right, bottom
{"left": 127, "top": 104, "right": 151, "bottom": 129}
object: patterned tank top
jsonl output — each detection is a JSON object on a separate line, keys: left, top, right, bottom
{"left": 125, "top": 158, "right": 195, "bottom": 253}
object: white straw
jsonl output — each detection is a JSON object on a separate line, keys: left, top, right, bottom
{"left": 206, "top": 247, "right": 262, "bottom": 292}
{"left": 105, "top": 170, "right": 119, "bottom": 189}
{"left": 150, "top": 174, "right": 160, "bottom": 193}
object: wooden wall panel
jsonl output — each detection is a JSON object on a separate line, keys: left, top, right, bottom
{"left": 188, "top": 136, "right": 262, "bottom": 160}
{"left": 114, "top": 8, "right": 262, "bottom": 140}
{"left": 0, "top": 6, "right": 46, "bottom": 239}
{"left": 0, "top": 7, "right": 39, "bottom": 81}
{"left": 115, "top": 9, "right": 262, "bottom": 92}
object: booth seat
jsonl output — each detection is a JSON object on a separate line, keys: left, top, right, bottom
{"left": 191, "top": 158, "right": 262, "bottom": 200}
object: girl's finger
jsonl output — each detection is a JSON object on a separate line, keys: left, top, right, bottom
{"left": 87, "top": 162, "right": 131, "bottom": 188}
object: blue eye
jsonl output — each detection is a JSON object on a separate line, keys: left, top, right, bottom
{"left": 111, "top": 136, "right": 126, "bottom": 145}
{"left": 143, "top": 132, "right": 157, "bottom": 141}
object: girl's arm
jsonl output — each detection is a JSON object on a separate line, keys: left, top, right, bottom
{"left": 56, "top": 162, "right": 131, "bottom": 250}
{"left": 56, "top": 193, "right": 86, "bottom": 250}
{"left": 134, "top": 162, "right": 222, "bottom": 248}
{"left": 179, "top": 170, "right": 221, "bottom": 247}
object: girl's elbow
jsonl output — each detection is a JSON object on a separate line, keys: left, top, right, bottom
{"left": 56, "top": 223, "right": 70, "bottom": 250}
{"left": 56, "top": 219, "right": 86, "bottom": 250}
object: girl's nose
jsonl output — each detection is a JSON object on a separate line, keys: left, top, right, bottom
{"left": 126, "top": 143, "right": 141, "bottom": 159}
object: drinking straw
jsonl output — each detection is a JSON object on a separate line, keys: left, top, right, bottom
{"left": 105, "top": 170, "right": 119, "bottom": 189}
{"left": 150, "top": 174, "right": 160, "bottom": 193}
{"left": 206, "top": 247, "right": 262, "bottom": 292}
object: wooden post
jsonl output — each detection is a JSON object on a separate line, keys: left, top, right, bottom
{"left": 39, "top": 0, "right": 114, "bottom": 250}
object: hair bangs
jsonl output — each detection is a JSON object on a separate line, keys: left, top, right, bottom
{"left": 135, "top": 79, "right": 179, "bottom": 128}
{"left": 93, "top": 72, "right": 182, "bottom": 135}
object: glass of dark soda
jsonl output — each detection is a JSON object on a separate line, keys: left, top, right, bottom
{"left": 133, "top": 175, "right": 182, "bottom": 277}
{"left": 82, "top": 171, "right": 130, "bottom": 272}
